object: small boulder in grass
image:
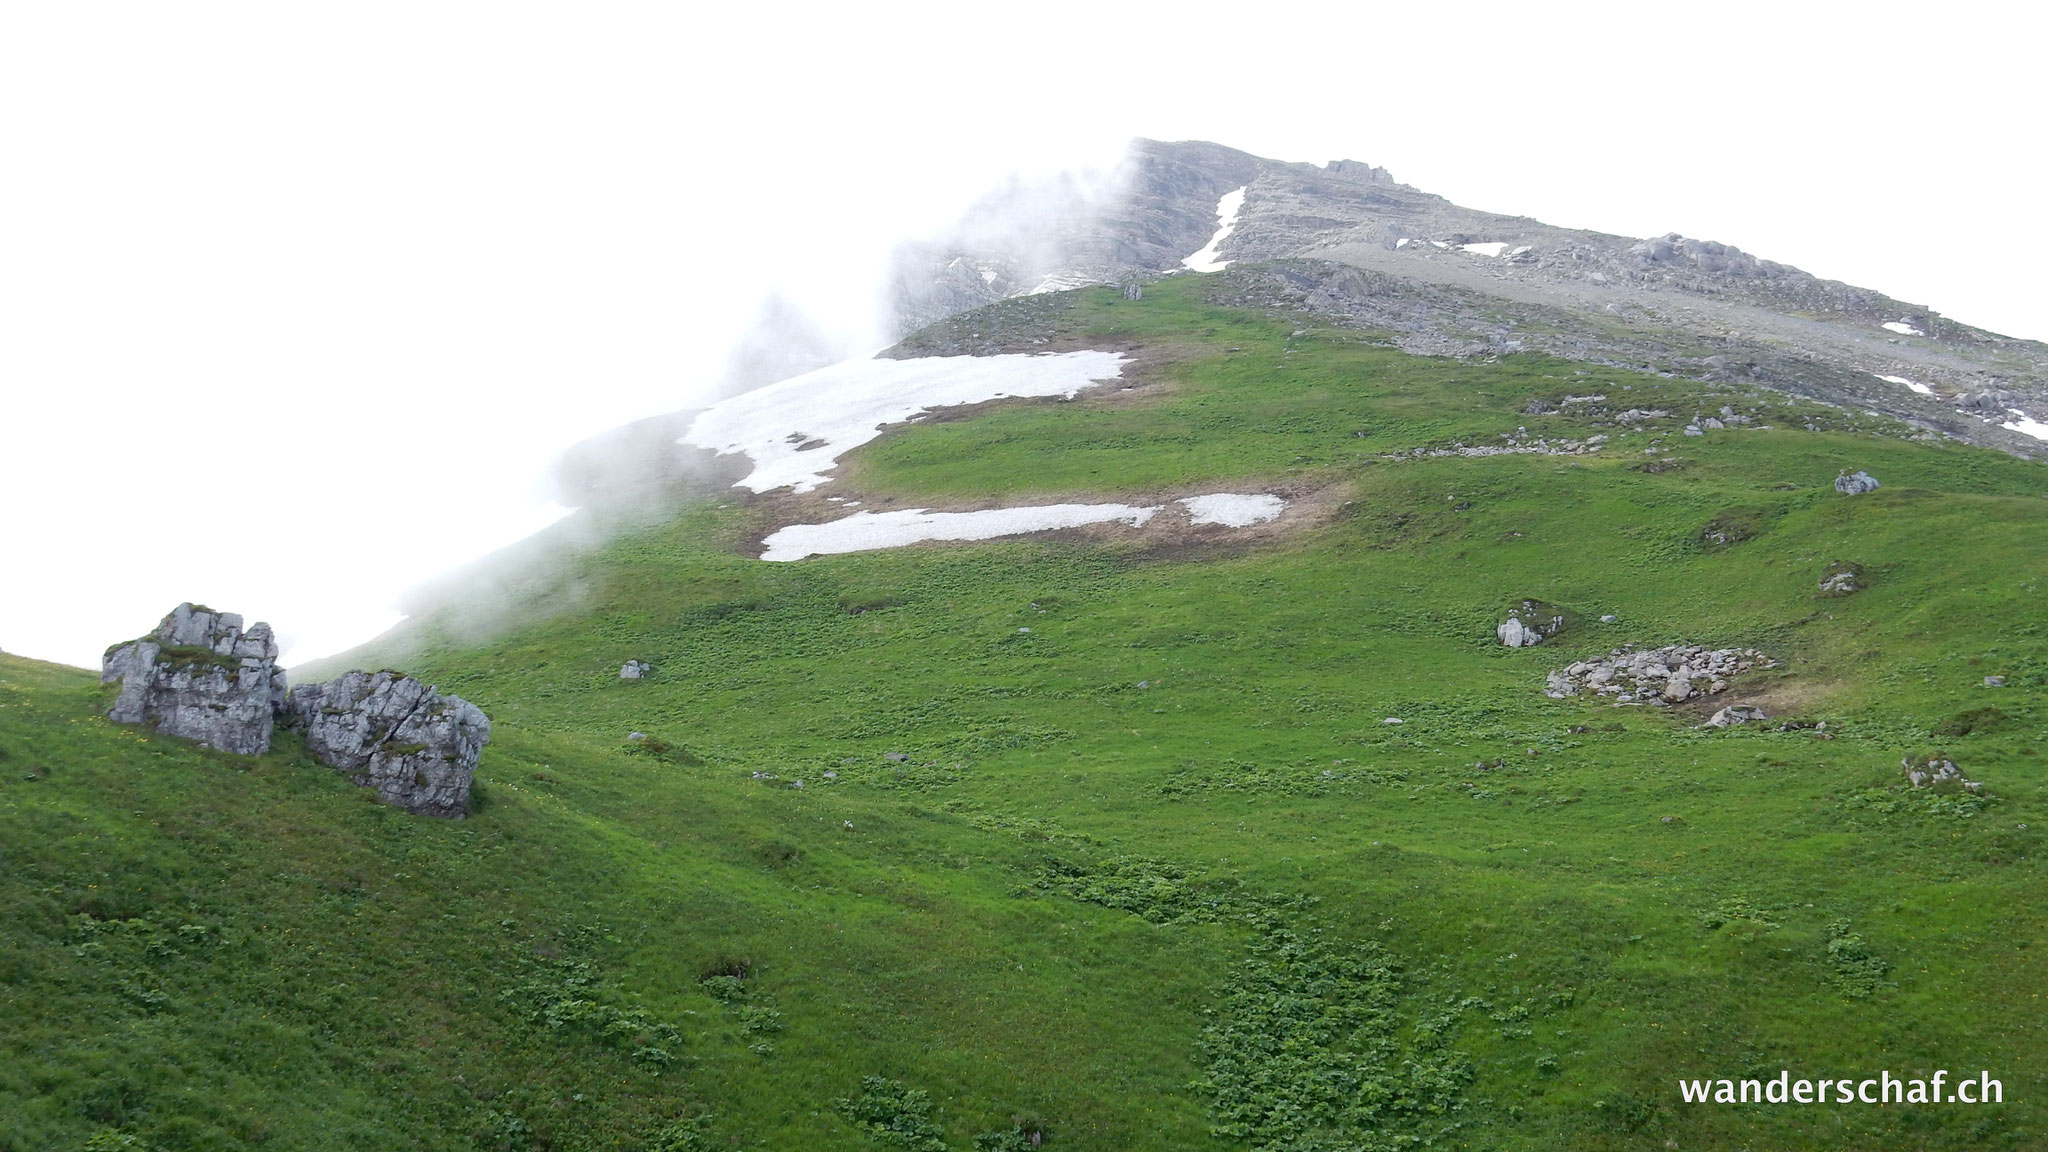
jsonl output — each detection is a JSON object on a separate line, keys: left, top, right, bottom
{"left": 1901, "top": 752, "right": 1981, "bottom": 793}
{"left": 1702, "top": 705, "right": 1769, "bottom": 728}
{"left": 1817, "top": 561, "right": 1864, "bottom": 596}
{"left": 1833, "top": 469, "right": 1880, "bottom": 495}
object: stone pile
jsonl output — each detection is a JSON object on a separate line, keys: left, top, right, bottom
{"left": 1545, "top": 644, "right": 1777, "bottom": 704}
{"left": 101, "top": 604, "right": 287, "bottom": 755}
{"left": 282, "top": 671, "right": 490, "bottom": 819}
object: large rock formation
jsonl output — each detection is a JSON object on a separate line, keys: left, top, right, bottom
{"left": 101, "top": 604, "right": 286, "bottom": 755}
{"left": 281, "top": 671, "right": 489, "bottom": 819}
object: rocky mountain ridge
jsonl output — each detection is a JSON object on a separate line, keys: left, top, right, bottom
{"left": 887, "top": 139, "right": 2048, "bottom": 460}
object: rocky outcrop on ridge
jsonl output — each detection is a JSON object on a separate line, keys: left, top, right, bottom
{"left": 282, "top": 671, "right": 489, "bottom": 819}
{"left": 101, "top": 603, "right": 286, "bottom": 755}
{"left": 1545, "top": 645, "right": 1776, "bottom": 705}
{"left": 886, "top": 139, "right": 2048, "bottom": 460}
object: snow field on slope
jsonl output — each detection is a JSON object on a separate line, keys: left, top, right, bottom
{"left": 2003, "top": 410, "right": 2048, "bottom": 442}
{"left": 760, "top": 494, "right": 1288, "bottom": 561}
{"left": 1876, "top": 374, "right": 1936, "bottom": 395}
{"left": 680, "top": 351, "right": 1127, "bottom": 493}
{"left": 1182, "top": 186, "right": 1248, "bottom": 273}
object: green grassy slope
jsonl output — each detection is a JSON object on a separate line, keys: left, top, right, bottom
{"left": 5, "top": 277, "right": 2045, "bottom": 1151}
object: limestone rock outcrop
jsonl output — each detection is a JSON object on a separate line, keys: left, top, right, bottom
{"left": 1833, "top": 470, "right": 1881, "bottom": 495}
{"left": 620, "top": 660, "right": 652, "bottom": 680}
{"left": 281, "top": 671, "right": 489, "bottom": 819}
{"left": 101, "top": 604, "right": 286, "bottom": 755}
{"left": 1545, "top": 644, "right": 1776, "bottom": 704}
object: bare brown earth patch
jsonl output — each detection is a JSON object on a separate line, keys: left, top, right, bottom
{"left": 733, "top": 476, "right": 1347, "bottom": 563}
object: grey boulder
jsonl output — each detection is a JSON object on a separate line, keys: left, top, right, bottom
{"left": 282, "top": 671, "right": 489, "bottom": 819}
{"left": 1833, "top": 470, "right": 1880, "bottom": 495}
{"left": 101, "top": 603, "right": 285, "bottom": 755}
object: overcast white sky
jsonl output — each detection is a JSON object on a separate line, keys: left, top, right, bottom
{"left": 3, "top": 2, "right": 2042, "bottom": 669}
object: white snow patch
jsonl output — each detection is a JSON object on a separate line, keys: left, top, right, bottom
{"left": 1025, "top": 272, "right": 1097, "bottom": 296}
{"left": 760, "top": 491, "right": 1292, "bottom": 561}
{"left": 1461, "top": 242, "right": 1510, "bottom": 258}
{"left": 1395, "top": 238, "right": 1414, "bottom": 249}
{"left": 1429, "top": 240, "right": 1451, "bottom": 250}
{"left": 681, "top": 351, "right": 1126, "bottom": 494}
{"left": 760, "top": 503, "right": 1159, "bottom": 562}
{"left": 2002, "top": 410, "right": 2048, "bottom": 442}
{"left": 1877, "top": 374, "right": 1935, "bottom": 395}
{"left": 1181, "top": 186, "right": 1248, "bottom": 273}
{"left": 1509, "top": 245, "right": 1533, "bottom": 256}
{"left": 1179, "top": 493, "right": 1285, "bottom": 527}
{"left": 1882, "top": 321, "right": 1925, "bottom": 336}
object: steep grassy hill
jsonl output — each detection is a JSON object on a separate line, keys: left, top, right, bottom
{"left": 5, "top": 275, "right": 2045, "bottom": 1151}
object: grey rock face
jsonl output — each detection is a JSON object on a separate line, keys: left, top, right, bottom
{"left": 101, "top": 603, "right": 285, "bottom": 755}
{"left": 1985, "top": 676, "right": 2007, "bottom": 687}
{"left": 1833, "top": 470, "right": 1881, "bottom": 495}
{"left": 620, "top": 660, "right": 651, "bottom": 680}
{"left": 281, "top": 671, "right": 489, "bottom": 819}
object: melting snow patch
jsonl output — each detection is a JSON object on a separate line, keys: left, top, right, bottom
{"left": 681, "top": 351, "right": 1125, "bottom": 493}
{"left": 1882, "top": 321, "right": 1925, "bottom": 336}
{"left": 1877, "top": 374, "right": 1935, "bottom": 395}
{"left": 1461, "top": 242, "right": 1510, "bottom": 258}
{"left": 1395, "top": 238, "right": 1414, "bottom": 249}
{"left": 1182, "top": 186, "right": 1248, "bottom": 273}
{"left": 1179, "top": 493, "right": 1285, "bottom": 527}
{"left": 760, "top": 503, "right": 1160, "bottom": 561}
{"left": 2003, "top": 410, "right": 2048, "bottom": 442}
{"left": 760, "top": 492, "right": 1292, "bottom": 560}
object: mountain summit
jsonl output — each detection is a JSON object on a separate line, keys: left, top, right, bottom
{"left": 892, "top": 139, "right": 2048, "bottom": 458}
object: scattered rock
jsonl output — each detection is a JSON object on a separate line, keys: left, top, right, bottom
{"left": 281, "top": 671, "right": 490, "bottom": 819}
{"left": 1984, "top": 676, "right": 2007, "bottom": 688}
{"left": 1833, "top": 470, "right": 1881, "bottom": 495}
{"left": 884, "top": 751, "right": 910, "bottom": 762}
{"left": 1901, "top": 753, "right": 1980, "bottom": 792}
{"left": 627, "top": 732, "right": 647, "bottom": 740}
{"left": 1498, "top": 599, "right": 1573, "bottom": 647}
{"left": 1600, "top": 614, "right": 1618, "bottom": 623}
{"left": 101, "top": 603, "right": 286, "bottom": 755}
{"left": 620, "top": 660, "right": 652, "bottom": 680}
{"left": 1702, "top": 705, "right": 1769, "bottom": 728}
{"left": 1546, "top": 644, "right": 1776, "bottom": 704}
{"left": 1817, "top": 561, "right": 1865, "bottom": 596}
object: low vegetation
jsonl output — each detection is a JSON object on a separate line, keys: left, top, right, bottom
{"left": 4, "top": 277, "right": 2044, "bottom": 1149}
